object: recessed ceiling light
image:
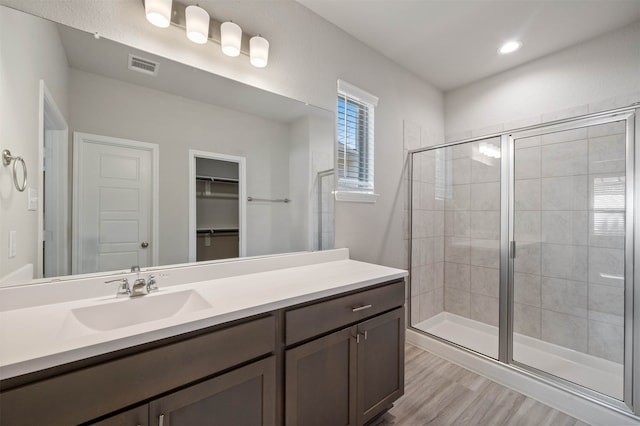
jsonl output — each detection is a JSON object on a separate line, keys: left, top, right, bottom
{"left": 499, "top": 40, "right": 522, "bottom": 55}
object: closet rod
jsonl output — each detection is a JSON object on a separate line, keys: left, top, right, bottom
{"left": 247, "top": 197, "right": 291, "bottom": 203}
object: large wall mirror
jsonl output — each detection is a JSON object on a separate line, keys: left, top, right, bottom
{"left": 0, "top": 5, "right": 335, "bottom": 287}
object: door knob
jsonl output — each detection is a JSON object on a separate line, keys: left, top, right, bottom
{"left": 141, "top": 242, "right": 149, "bottom": 248}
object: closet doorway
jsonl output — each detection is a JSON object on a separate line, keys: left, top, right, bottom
{"left": 188, "top": 150, "right": 246, "bottom": 262}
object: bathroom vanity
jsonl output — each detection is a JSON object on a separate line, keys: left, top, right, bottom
{"left": 0, "top": 249, "right": 407, "bottom": 425}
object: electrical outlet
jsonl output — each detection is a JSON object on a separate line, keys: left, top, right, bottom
{"left": 9, "top": 231, "right": 16, "bottom": 258}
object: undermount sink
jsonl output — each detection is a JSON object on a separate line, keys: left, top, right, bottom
{"left": 70, "top": 289, "right": 212, "bottom": 331}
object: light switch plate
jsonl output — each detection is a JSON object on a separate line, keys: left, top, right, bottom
{"left": 27, "top": 187, "right": 38, "bottom": 211}
{"left": 9, "top": 231, "right": 16, "bottom": 258}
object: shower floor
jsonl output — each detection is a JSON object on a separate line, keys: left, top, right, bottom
{"left": 414, "top": 312, "right": 623, "bottom": 400}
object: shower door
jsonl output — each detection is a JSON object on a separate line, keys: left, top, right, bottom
{"left": 410, "top": 137, "right": 502, "bottom": 359}
{"left": 509, "top": 111, "right": 635, "bottom": 404}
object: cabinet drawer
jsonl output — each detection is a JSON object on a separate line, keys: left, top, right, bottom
{"left": 0, "top": 315, "right": 275, "bottom": 426}
{"left": 285, "top": 280, "right": 404, "bottom": 346}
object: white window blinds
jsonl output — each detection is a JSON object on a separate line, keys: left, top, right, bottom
{"left": 337, "top": 80, "right": 378, "bottom": 193}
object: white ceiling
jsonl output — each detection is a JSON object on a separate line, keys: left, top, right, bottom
{"left": 297, "top": 0, "right": 640, "bottom": 91}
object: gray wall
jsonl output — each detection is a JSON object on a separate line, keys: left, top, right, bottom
{"left": 0, "top": 7, "right": 69, "bottom": 280}
{"left": 68, "top": 68, "right": 293, "bottom": 264}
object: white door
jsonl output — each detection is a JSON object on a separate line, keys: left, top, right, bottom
{"left": 73, "top": 133, "right": 158, "bottom": 274}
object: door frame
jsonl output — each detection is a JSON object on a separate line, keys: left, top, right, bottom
{"left": 72, "top": 132, "right": 159, "bottom": 274}
{"left": 188, "top": 150, "right": 247, "bottom": 262}
{"left": 38, "top": 80, "right": 69, "bottom": 279}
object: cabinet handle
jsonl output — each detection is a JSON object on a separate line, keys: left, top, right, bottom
{"left": 159, "top": 414, "right": 165, "bottom": 426}
{"left": 352, "top": 304, "right": 372, "bottom": 312}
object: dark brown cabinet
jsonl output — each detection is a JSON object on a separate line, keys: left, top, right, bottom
{"left": 149, "top": 356, "right": 276, "bottom": 426}
{"left": 284, "top": 280, "right": 405, "bottom": 426}
{"left": 1, "top": 279, "right": 405, "bottom": 426}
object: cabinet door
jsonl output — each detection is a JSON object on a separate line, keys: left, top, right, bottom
{"left": 90, "top": 405, "right": 149, "bottom": 426}
{"left": 149, "top": 356, "right": 276, "bottom": 426}
{"left": 357, "top": 307, "right": 405, "bottom": 425}
{"left": 285, "top": 326, "right": 357, "bottom": 426}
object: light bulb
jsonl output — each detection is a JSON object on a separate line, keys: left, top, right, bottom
{"left": 186, "top": 5, "right": 210, "bottom": 44}
{"left": 221, "top": 22, "right": 242, "bottom": 57}
{"left": 499, "top": 40, "right": 521, "bottom": 55}
{"left": 145, "top": 0, "right": 172, "bottom": 28}
{"left": 250, "top": 35, "right": 269, "bottom": 68}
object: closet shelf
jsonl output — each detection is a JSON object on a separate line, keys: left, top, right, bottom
{"left": 196, "top": 175, "right": 239, "bottom": 184}
{"left": 196, "top": 227, "right": 239, "bottom": 235}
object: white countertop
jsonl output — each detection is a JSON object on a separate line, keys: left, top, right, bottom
{"left": 0, "top": 253, "right": 406, "bottom": 380}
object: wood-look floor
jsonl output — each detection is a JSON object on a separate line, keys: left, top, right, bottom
{"left": 378, "top": 344, "right": 590, "bottom": 426}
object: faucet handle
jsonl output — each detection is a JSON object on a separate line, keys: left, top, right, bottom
{"left": 105, "top": 277, "right": 131, "bottom": 298}
{"left": 146, "top": 275, "right": 159, "bottom": 293}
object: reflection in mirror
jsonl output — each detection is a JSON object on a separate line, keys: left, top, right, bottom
{"left": 0, "top": 5, "right": 335, "bottom": 286}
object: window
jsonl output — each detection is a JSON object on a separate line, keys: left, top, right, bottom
{"left": 336, "top": 80, "right": 378, "bottom": 202}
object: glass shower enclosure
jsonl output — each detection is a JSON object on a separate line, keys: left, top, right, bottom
{"left": 408, "top": 105, "right": 639, "bottom": 414}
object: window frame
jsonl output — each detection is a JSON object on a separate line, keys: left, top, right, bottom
{"left": 335, "top": 79, "right": 379, "bottom": 203}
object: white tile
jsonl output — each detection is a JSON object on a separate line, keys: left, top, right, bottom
{"left": 514, "top": 272, "right": 541, "bottom": 307}
{"left": 472, "top": 124, "right": 504, "bottom": 139}
{"left": 588, "top": 120, "right": 626, "bottom": 138}
{"left": 588, "top": 246, "right": 625, "bottom": 287}
{"left": 514, "top": 242, "right": 541, "bottom": 275}
{"left": 410, "top": 268, "right": 421, "bottom": 296}
{"left": 515, "top": 146, "right": 540, "bottom": 180}
{"left": 434, "top": 238, "right": 445, "bottom": 263}
{"left": 403, "top": 120, "right": 421, "bottom": 150}
{"left": 470, "top": 155, "right": 500, "bottom": 183}
{"left": 470, "top": 266, "right": 499, "bottom": 297}
{"left": 588, "top": 211, "right": 624, "bottom": 249}
{"left": 541, "top": 128, "right": 589, "bottom": 146}
{"left": 453, "top": 211, "right": 471, "bottom": 238}
{"left": 541, "top": 211, "right": 588, "bottom": 246}
{"left": 515, "top": 211, "right": 540, "bottom": 243}
{"left": 452, "top": 158, "right": 471, "bottom": 185}
{"left": 444, "top": 262, "right": 470, "bottom": 290}
{"left": 470, "top": 294, "right": 499, "bottom": 327}
{"left": 452, "top": 142, "right": 472, "bottom": 159}
{"left": 542, "top": 104, "right": 589, "bottom": 122}
{"left": 411, "top": 295, "right": 421, "bottom": 325}
{"left": 444, "top": 237, "right": 471, "bottom": 264}
{"left": 445, "top": 184, "right": 470, "bottom": 211}
{"left": 541, "top": 277, "right": 587, "bottom": 318}
{"left": 540, "top": 140, "right": 588, "bottom": 177}
{"left": 541, "top": 243, "right": 588, "bottom": 282}
{"left": 513, "top": 303, "right": 541, "bottom": 339}
{"left": 515, "top": 179, "right": 540, "bottom": 210}
{"left": 540, "top": 175, "right": 588, "bottom": 211}
{"left": 588, "top": 284, "right": 624, "bottom": 315}
{"left": 419, "top": 265, "right": 436, "bottom": 293}
{"left": 588, "top": 310, "right": 623, "bottom": 327}
{"left": 445, "top": 130, "right": 472, "bottom": 144}
{"left": 470, "top": 211, "right": 500, "bottom": 240}
{"left": 588, "top": 321, "right": 624, "bottom": 364}
{"left": 541, "top": 310, "right": 588, "bottom": 352}
{"left": 514, "top": 135, "right": 541, "bottom": 149}
{"left": 470, "top": 182, "right": 500, "bottom": 211}
{"left": 506, "top": 115, "right": 542, "bottom": 133}
{"left": 589, "top": 134, "right": 626, "bottom": 174}
{"left": 470, "top": 238, "right": 500, "bottom": 269}
{"left": 444, "top": 288, "right": 470, "bottom": 317}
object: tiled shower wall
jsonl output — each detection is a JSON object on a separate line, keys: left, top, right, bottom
{"left": 512, "top": 120, "right": 626, "bottom": 363}
{"left": 410, "top": 109, "right": 627, "bottom": 364}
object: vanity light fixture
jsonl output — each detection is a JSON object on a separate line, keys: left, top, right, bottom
{"left": 185, "top": 5, "right": 210, "bottom": 44}
{"left": 142, "top": 0, "right": 270, "bottom": 68}
{"left": 250, "top": 35, "right": 269, "bottom": 68}
{"left": 499, "top": 40, "right": 521, "bottom": 55}
{"left": 145, "top": 0, "right": 173, "bottom": 28}
{"left": 221, "top": 21, "right": 242, "bottom": 56}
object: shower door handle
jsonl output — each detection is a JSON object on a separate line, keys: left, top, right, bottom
{"left": 510, "top": 241, "right": 516, "bottom": 259}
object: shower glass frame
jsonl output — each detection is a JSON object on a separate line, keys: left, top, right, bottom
{"left": 407, "top": 104, "right": 640, "bottom": 416}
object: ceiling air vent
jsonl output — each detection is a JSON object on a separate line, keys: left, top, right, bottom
{"left": 128, "top": 54, "right": 159, "bottom": 77}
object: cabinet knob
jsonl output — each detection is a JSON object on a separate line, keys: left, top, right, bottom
{"left": 141, "top": 242, "right": 149, "bottom": 248}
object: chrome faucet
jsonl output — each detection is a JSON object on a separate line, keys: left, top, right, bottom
{"left": 104, "top": 277, "right": 132, "bottom": 298}
{"left": 104, "top": 266, "right": 160, "bottom": 298}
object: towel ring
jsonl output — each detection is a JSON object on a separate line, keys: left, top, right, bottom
{"left": 2, "top": 149, "right": 27, "bottom": 192}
